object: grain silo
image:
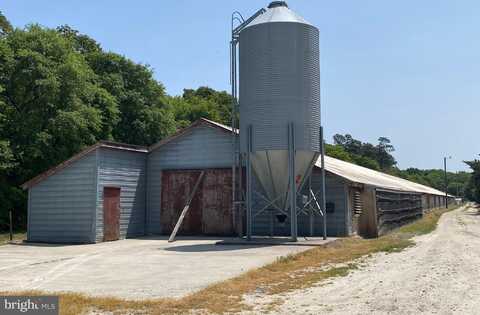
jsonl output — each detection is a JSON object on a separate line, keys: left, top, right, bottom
{"left": 230, "top": 1, "right": 325, "bottom": 241}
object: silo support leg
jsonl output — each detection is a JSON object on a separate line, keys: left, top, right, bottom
{"left": 289, "top": 123, "right": 297, "bottom": 242}
{"left": 320, "top": 126, "right": 327, "bottom": 240}
{"left": 246, "top": 125, "right": 253, "bottom": 240}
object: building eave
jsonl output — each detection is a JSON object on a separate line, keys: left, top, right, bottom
{"left": 21, "top": 141, "right": 147, "bottom": 190}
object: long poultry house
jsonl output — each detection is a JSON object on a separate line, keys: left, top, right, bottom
{"left": 22, "top": 118, "right": 452, "bottom": 243}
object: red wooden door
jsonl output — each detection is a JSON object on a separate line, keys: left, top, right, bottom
{"left": 161, "top": 171, "right": 203, "bottom": 235}
{"left": 202, "top": 169, "right": 233, "bottom": 235}
{"left": 160, "top": 169, "right": 234, "bottom": 236}
{"left": 103, "top": 187, "right": 121, "bottom": 241}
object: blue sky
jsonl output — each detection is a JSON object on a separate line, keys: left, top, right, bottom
{"left": 3, "top": 0, "right": 479, "bottom": 171}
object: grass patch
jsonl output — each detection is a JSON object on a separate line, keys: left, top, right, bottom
{"left": 395, "top": 206, "right": 455, "bottom": 236}
{"left": 0, "top": 231, "right": 26, "bottom": 245}
{"left": 1, "top": 205, "right": 461, "bottom": 315}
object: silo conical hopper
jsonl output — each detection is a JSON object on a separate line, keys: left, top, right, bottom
{"left": 238, "top": 1, "right": 321, "bottom": 211}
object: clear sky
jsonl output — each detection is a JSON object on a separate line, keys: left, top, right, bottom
{"left": 3, "top": 0, "right": 479, "bottom": 171}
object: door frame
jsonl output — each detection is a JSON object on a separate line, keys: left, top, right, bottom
{"left": 103, "top": 186, "right": 121, "bottom": 241}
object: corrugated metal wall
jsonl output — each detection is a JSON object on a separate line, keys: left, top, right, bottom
{"left": 302, "top": 171, "right": 349, "bottom": 236}
{"left": 26, "top": 124, "right": 359, "bottom": 242}
{"left": 239, "top": 22, "right": 320, "bottom": 152}
{"left": 96, "top": 148, "right": 146, "bottom": 241}
{"left": 250, "top": 178, "right": 290, "bottom": 236}
{"left": 251, "top": 171, "right": 349, "bottom": 237}
{"left": 146, "top": 126, "right": 233, "bottom": 234}
{"left": 28, "top": 152, "right": 97, "bottom": 243}
{"left": 145, "top": 124, "right": 351, "bottom": 237}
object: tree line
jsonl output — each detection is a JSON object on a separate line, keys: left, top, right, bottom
{"left": 326, "top": 134, "right": 472, "bottom": 199}
{"left": 465, "top": 160, "right": 480, "bottom": 202}
{"left": 0, "top": 13, "right": 233, "bottom": 230}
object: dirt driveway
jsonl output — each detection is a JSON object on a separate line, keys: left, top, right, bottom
{"left": 244, "top": 205, "right": 480, "bottom": 314}
{"left": 0, "top": 237, "right": 310, "bottom": 300}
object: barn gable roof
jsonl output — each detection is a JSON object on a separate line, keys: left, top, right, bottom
{"left": 21, "top": 141, "right": 147, "bottom": 189}
{"left": 22, "top": 118, "right": 230, "bottom": 189}
{"left": 316, "top": 156, "right": 448, "bottom": 196}
{"left": 148, "top": 118, "right": 236, "bottom": 152}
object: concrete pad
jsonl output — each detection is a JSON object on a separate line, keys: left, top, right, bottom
{"left": 0, "top": 236, "right": 312, "bottom": 300}
{"left": 216, "top": 237, "right": 337, "bottom": 247}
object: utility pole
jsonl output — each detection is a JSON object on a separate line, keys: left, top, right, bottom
{"left": 456, "top": 171, "right": 460, "bottom": 199}
{"left": 444, "top": 156, "right": 450, "bottom": 209}
{"left": 9, "top": 210, "right": 13, "bottom": 241}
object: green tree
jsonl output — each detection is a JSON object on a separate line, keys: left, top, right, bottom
{"left": 465, "top": 160, "right": 480, "bottom": 202}
{"left": 376, "top": 137, "right": 396, "bottom": 169}
{"left": 333, "top": 133, "right": 396, "bottom": 170}
{"left": 329, "top": 133, "right": 470, "bottom": 195}
{"left": 325, "top": 143, "right": 380, "bottom": 170}
{"left": 0, "top": 11, "right": 12, "bottom": 36}
{"left": 1, "top": 25, "right": 106, "bottom": 179}
{"left": 56, "top": 25, "right": 100, "bottom": 54}
{"left": 168, "top": 95, "right": 222, "bottom": 128}
{"left": 0, "top": 25, "right": 107, "bottom": 229}
{"left": 325, "top": 143, "right": 353, "bottom": 162}
{"left": 182, "top": 86, "right": 233, "bottom": 125}
{"left": 351, "top": 155, "right": 381, "bottom": 170}
{"left": 86, "top": 51, "right": 175, "bottom": 145}
{"left": 0, "top": 22, "right": 178, "bottom": 230}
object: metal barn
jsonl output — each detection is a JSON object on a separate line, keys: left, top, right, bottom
{"left": 317, "top": 156, "right": 451, "bottom": 238}
{"left": 22, "top": 142, "right": 148, "bottom": 243}
{"left": 22, "top": 118, "right": 451, "bottom": 243}
{"left": 22, "top": 119, "right": 242, "bottom": 243}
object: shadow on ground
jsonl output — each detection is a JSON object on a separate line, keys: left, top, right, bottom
{"left": 14, "top": 242, "right": 83, "bottom": 247}
{"left": 163, "top": 243, "right": 270, "bottom": 252}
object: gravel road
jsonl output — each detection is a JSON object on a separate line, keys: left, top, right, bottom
{"left": 245, "top": 205, "right": 480, "bottom": 315}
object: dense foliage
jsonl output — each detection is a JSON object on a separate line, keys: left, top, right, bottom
{"left": 0, "top": 16, "right": 232, "bottom": 231}
{"left": 391, "top": 168, "right": 470, "bottom": 197}
{"left": 325, "top": 134, "right": 471, "bottom": 198}
{"left": 326, "top": 134, "right": 396, "bottom": 171}
{"left": 464, "top": 160, "right": 480, "bottom": 202}
{"left": 168, "top": 86, "right": 233, "bottom": 128}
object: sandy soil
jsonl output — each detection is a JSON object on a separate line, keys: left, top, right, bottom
{"left": 244, "top": 205, "right": 480, "bottom": 315}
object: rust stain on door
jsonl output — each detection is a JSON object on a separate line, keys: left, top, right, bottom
{"left": 103, "top": 187, "right": 121, "bottom": 241}
{"left": 202, "top": 169, "right": 233, "bottom": 235}
{"left": 161, "top": 170, "right": 203, "bottom": 235}
{"left": 161, "top": 169, "right": 233, "bottom": 236}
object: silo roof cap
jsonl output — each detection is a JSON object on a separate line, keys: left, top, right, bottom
{"left": 244, "top": 2, "right": 312, "bottom": 29}
{"left": 268, "top": 1, "right": 288, "bottom": 8}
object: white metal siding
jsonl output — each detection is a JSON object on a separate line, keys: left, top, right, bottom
{"left": 28, "top": 152, "right": 97, "bottom": 243}
{"left": 146, "top": 126, "right": 233, "bottom": 234}
{"left": 96, "top": 148, "right": 147, "bottom": 241}
{"left": 251, "top": 172, "right": 349, "bottom": 237}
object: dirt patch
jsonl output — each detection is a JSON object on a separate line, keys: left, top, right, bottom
{"left": 241, "top": 205, "right": 480, "bottom": 315}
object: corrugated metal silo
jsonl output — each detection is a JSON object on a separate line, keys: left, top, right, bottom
{"left": 236, "top": 1, "right": 321, "bottom": 236}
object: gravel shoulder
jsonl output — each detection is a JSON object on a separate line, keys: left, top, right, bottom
{"left": 243, "top": 205, "right": 480, "bottom": 315}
